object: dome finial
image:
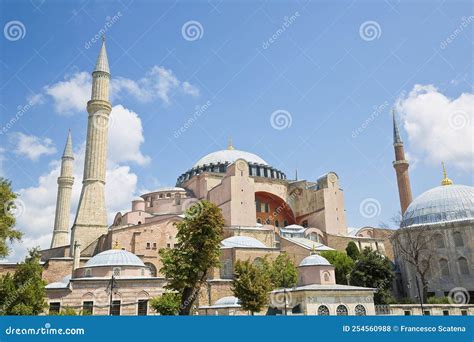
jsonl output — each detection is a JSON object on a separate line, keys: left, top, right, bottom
{"left": 227, "top": 137, "right": 234, "bottom": 150}
{"left": 113, "top": 239, "right": 120, "bottom": 249}
{"left": 441, "top": 162, "right": 453, "bottom": 186}
{"left": 311, "top": 244, "right": 316, "bottom": 255}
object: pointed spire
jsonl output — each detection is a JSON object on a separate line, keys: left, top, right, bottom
{"left": 295, "top": 168, "right": 298, "bottom": 180}
{"left": 392, "top": 109, "right": 402, "bottom": 145}
{"left": 227, "top": 137, "right": 234, "bottom": 150}
{"left": 441, "top": 162, "right": 453, "bottom": 186}
{"left": 62, "top": 130, "right": 73, "bottom": 158}
{"left": 94, "top": 36, "right": 110, "bottom": 74}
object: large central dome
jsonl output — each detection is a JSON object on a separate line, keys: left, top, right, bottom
{"left": 193, "top": 149, "right": 268, "bottom": 169}
{"left": 401, "top": 184, "right": 474, "bottom": 227}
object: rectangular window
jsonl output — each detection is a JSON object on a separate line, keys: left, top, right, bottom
{"left": 461, "top": 310, "right": 468, "bottom": 316}
{"left": 146, "top": 242, "right": 151, "bottom": 249}
{"left": 167, "top": 243, "right": 171, "bottom": 248}
{"left": 83, "top": 301, "right": 93, "bottom": 316}
{"left": 423, "top": 310, "right": 430, "bottom": 316}
{"left": 264, "top": 203, "right": 269, "bottom": 213}
{"left": 49, "top": 302, "right": 61, "bottom": 315}
{"left": 404, "top": 310, "right": 411, "bottom": 316}
{"left": 256, "top": 200, "right": 261, "bottom": 213}
{"left": 138, "top": 299, "right": 148, "bottom": 316}
{"left": 443, "top": 310, "right": 449, "bottom": 316}
{"left": 110, "top": 300, "right": 121, "bottom": 316}
{"left": 152, "top": 242, "right": 157, "bottom": 249}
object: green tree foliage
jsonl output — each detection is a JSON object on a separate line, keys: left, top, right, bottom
{"left": 427, "top": 296, "right": 450, "bottom": 304}
{"left": 232, "top": 259, "right": 273, "bottom": 315}
{"left": 320, "top": 250, "right": 354, "bottom": 284}
{"left": 349, "top": 248, "right": 394, "bottom": 304}
{"left": 0, "top": 248, "right": 46, "bottom": 315}
{"left": 268, "top": 253, "right": 298, "bottom": 288}
{"left": 150, "top": 292, "right": 181, "bottom": 315}
{"left": 345, "top": 241, "right": 360, "bottom": 261}
{"left": 159, "top": 200, "right": 224, "bottom": 315}
{"left": 58, "top": 306, "right": 77, "bottom": 316}
{"left": 0, "top": 178, "right": 22, "bottom": 258}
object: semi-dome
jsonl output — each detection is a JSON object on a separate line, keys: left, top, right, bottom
{"left": 213, "top": 296, "right": 240, "bottom": 307}
{"left": 193, "top": 149, "right": 268, "bottom": 168}
{"left": 85, "top": 249, "right": 145, "bottom": 268}
{"left": 401, "top": 184, "right": 474, "bottom": 228}
{"left": 299, "top": 254, "right": 332, "bottom": 267}
{"left": 221, "top": 236, "right": 267, "bottom": 249}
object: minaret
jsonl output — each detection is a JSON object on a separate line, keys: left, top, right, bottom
{"left": 70, "top": 37, "right": 111, "bottom": 250}
{"left": 392, "top": 109, "right": 413, "bottom": 214}
{"left": 50, "top": 131, "right": 74, "bottom": 248}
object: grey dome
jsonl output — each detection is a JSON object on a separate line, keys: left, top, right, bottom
{"left": 401, "top": 185, "right": 474, "bottom": 228}
{"left": 299, "top": 254, "right": 331, "bottom": 267}
{"left": 213, "top": 296, "right": 240, "bottom": 307}
{"left": 221, "top": 236, "right": 267, "bottom": 249}
{"left": 85, "top": 249, "right": 145, "bottom": 268}
{"left": 193, "top": 149, "right": 267, "bottom": 168}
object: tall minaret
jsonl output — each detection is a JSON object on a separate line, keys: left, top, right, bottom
{"left": 392, "top": 109, "right": 413, "bottom": 214}
{"left": 50, "top": 130, "right": 74, "bottom": 248}
{"left": 70, "top": 37, "right": 111, "bottom": 250}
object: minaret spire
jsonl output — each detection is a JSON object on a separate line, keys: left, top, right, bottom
{"left": 71, "top": 40, "right": 112, "bottom": 251}
{"left": 51, "top": 130, "right": 74, "bottom": 248}
{"left": 392, "top": 109, "right": 413, "bottom": 215}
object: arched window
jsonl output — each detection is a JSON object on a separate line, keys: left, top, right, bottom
{"left": 439, "top": 259, "right": 450, "bottom": 277}
{"left": 458, "top": 257, "right": 469, "bottom": 275}
{"left": 144, "top": 262, "right": 157, "bottom": 277}
{"left": 336, "top": 305, "right": 348, "bottom": 316}
{"left": 323, "top": 272, "right": 330, "bottom": 282}
{"left": 434, "top": 234, "right": 445, "bottom": 248}
{"left": 257, "top": 218, "right": 262, "bottom": 224}
{"left": 292, "top": 304, "right": 302, "bottom": 314}
{"left": 453, "top": 232, "right": 464, "bottom": 247}
{"left": 275, "top": 220, "right": 279, "bottom": 227}
{"left": 355, "top": 304, "right": 366, "bottom": 316}
{"left": 85, "top": 268, "right": 92, "bottom": 277}
{"left": 221, "top": 260, "right": 232, "bottom": 279}
{"left": 317, "top": 305, "right": 330, "bottom": 316}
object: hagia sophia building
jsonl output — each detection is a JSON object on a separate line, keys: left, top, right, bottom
{"left": 2, "top": 39, "right": 473, "bottom": 316}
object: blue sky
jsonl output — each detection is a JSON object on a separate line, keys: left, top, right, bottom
{"left": 1, "top": 0, "right": 473, "bottom": 259}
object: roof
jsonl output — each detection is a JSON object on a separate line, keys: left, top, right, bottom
{"left": 401, "top": 184, "right": 474, "bottom": 227}
{"left": 281, "top": 237, "right": 334, "bottom": 251}
{"left": 193, "top": 149, "right": 267, "bottom": 168}
{"left": 84, "top": 249, "right": 145, "bottom": 268}
{"left": 221, "top": 236, "right": 268, "bottom": 249}
{"left": 94, "top": 39, "right": 109, "bottom": 73}
{"left": 62, "top": 130, "right": 73, "bottom": 158}
{"left": 299, "top": 254, "right": 332, "bottom": 267}
{"left": 284, "top": 224, "right": 304, "bottom": 230}
{"left": 272, "top": 284, "right": 376, "bottom": 292}
{"left": 45, "top": 274, "right": 71, "bottom": 289}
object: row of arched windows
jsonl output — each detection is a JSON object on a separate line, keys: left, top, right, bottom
{"left": 438, "top": 257, "right": 470, "bottom": 276}
{"left": 317, "top": 304, "right": 366, "bottom": 316}
{"left": 434, "top": 231, "right": 464, "bottom": 248}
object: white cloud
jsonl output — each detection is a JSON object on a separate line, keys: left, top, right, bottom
{"left": 10, "top": 133, "right": 57, "bottom": 161}
{"left": 44, "top": 72, "right": 91, "bottom": 115}
{"left": 44, "top": 67, "right": 199, "bottom": 114}
{"left": 5, "top": 105, "right": 148, "bottom": 262}
{"left": 397, "top": 84, "right": 474, "bottom": 172}
{"left": 109, "top": 105, "right": 150, "bottom": 166}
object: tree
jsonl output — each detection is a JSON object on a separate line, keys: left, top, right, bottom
{"left": 0, "top": 178, "right": 22, "bottom": 258}
{"left": 232, "top": 259, "right": 272, "bottom": 315}
{"left": 320, "top": 250, "right": 354, "bottom": 284}
{"left": 58, "top": 306, "right": 77, "bottom": 315}
{"left": 0, "top": 248, "right": 46, "bottom": 315}
{"left": 150, "top": 292, "right": 181, "bottom": 315}
{"left": 349, "top": 248, "right": 394, "bottom": 304}
{"left": 345, "top": 241, "right": 360, "bottom": 261}
{"left": 391, "top": 227, "right": 433, "bottom": 303}
{"left": 268, "top": 253, "right": 297, "bottom": 288}
{"left": 159, "top": 200, "right": 224, "bottom": 315}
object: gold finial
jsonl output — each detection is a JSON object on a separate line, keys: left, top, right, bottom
{"left": 227, "top": 137, "right": 234, "bottom": 150}
{"left": 441, "top": 162, "right": 453, "bottom": 186}
{"left": 112, "top": 239, "right": 120, "bottom": 249}
{"left": 311, "top": 244, "right": 316, "bottom": 255}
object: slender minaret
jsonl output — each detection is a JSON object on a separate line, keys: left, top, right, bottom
{"left": 392, "top": 109, "right": 413, "bottom": 214}
{"left": 50, "top": 131, "right": 74, "bottom": 248}
{"left": 70, "top": 37, "right": 111, "bottom": 250}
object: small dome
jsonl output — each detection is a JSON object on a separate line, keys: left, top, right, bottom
{"left": 194, "top": 149, "right": 267, "bottom": 168}
{"left": 85, "top": 249, "right": 145, "bottom": 268}
{"left": 221, "top": 236, "right": 267, "bottom": 249}
{"left": 213, "top": 296, "right": 240, "bottom": 307}
{"left": 401, "top": 184, "right": 474, "bottom": 227}
{"left": 284, "top": 224, "right": 304, "bottom": 230}
{"left": 132, "top": 197, "right": 144, "bottom": 202}
{"left": 299, "top": 254, "right": 331, "bottom": 267}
